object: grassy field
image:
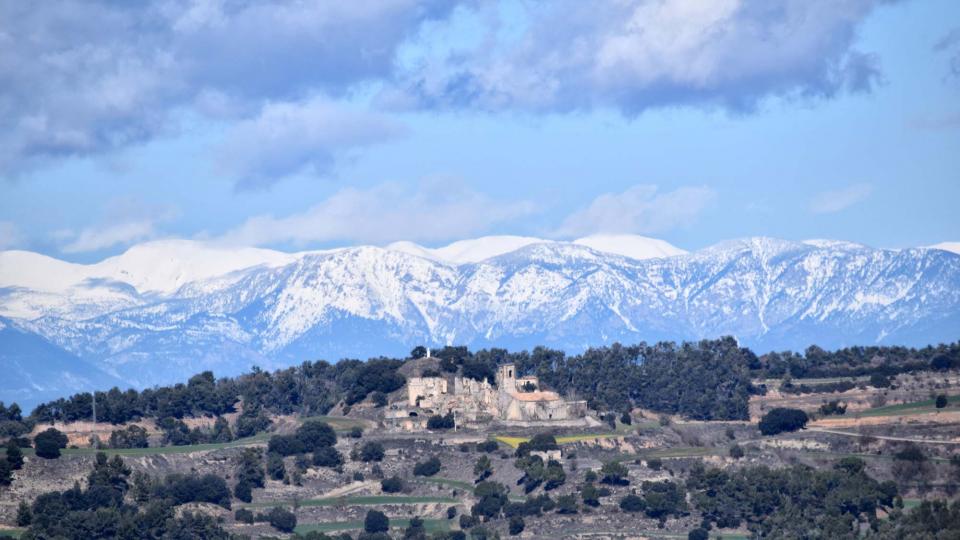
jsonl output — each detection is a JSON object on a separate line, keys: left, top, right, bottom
{"left": 613, "top": 446, "right": 723, "bottom": 463}
{"left": 0, "top": 528, "right": 24, "bottom": 538}
{"left": 245, "top": 495, "right": 458, "bottom": 508}
{"left": 858, "top": 395, "right": 959, "bottom": 418}
{"left": 413, "top": 476, "right": 475, "bottom": 491}
{"left": 294, "top": 518, "right": 450, "bottom": 534}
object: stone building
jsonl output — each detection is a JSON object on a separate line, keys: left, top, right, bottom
{"left": 403, "top": 362, "right": 587, "bottom": 424}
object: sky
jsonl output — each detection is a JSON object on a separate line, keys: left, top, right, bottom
{"left": 0, "top": 0, "right": 958, "bottom": 262}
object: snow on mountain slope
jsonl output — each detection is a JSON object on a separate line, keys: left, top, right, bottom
{"left": 930, "top": 242, "right": 960, "bottom": 255}
{"left": 573, "top": 234, "right": 687, "bottom": 260}
{"left": 387, "top": 236, "right": 549, "bottom": 263}
{"left": 2, "top": 236, "right": 959, "bottom": 399}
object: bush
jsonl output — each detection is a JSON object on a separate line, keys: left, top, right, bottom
{"left": 109, "top": 425, "right": 149, "bottom": 449}
{"left": 869, "top": 373, "right": 892, "bottom": 388}
{"left": 646, "top": 458, "right": 662, "bottom": 471}
{"left": 758, "top": 408, "right": 808, "bottom": 436}
{"left": 936, "top": 394, "right": 948, "bottom": 409}
{"left": 297, "top": 421, "right": 337, "bottom": 450}
{"left": 427, "top": 412, "right": 455, "bottom": 430}
{"left": 5, "top": 440, "right": 24, "bottom": 470}
{"left": 477, "top": 440, "right": 499, "bottom": 453}
{"left": 620, "top": 494, "right": 645, "bottom": 513}
{"left": 234, "top": 508, "right": 255, "bottom": 524}
{"left": 267, "top": 507, "right": 297, "bottom": 532}
{"left": 555, "top": 494, "right": 578, "bottom": 514}
{"left": 729, "top": 445, "right": 744, "bottom": 459}
{"left": 34, "top": 428, "right": 68, "bottom": 459}
{"left": 349, "top": 426, "right": 364, "bottom": 438}
{"left": 688, "top": 528, "right": 709, "bottom": 540}
{"left": 358, "top": 442, "right": 385, "bottom": 462}
{"left": 268, "top": 434, "right": 306, "bottom": 456}
{"left": 267, "top": 452, "right": 286, "bottom": 480}
{"left": 414, "top": 456, "right": 442, "bottom": 477}
{"left": 381, "top": 475, "right": 404, "bottom": 493}
{"left": 509, "top": 516, "right": 525, "bottom": 535}
{"left": 600, "top": 461, "right": 629, "bottom": 485}
{"left": 313, "top": 446, "right": 344, "bottom": 468}
{"left": 365, "top": 510, "right": 390, "bottom": 533}
{"left": 459, "top": 514, "right": 477, "bottom": 529}
{"left": 447, "top": 506, "right": 457, "bottom": 519}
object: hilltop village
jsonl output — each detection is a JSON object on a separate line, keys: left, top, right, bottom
{"left": 0, "top": 342, "right": 959, "bottom": 539}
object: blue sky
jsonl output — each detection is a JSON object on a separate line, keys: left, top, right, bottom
{"left": 0, "top": 0, "right": 958, "bottom": 262}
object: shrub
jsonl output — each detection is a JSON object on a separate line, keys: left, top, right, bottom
{"left": 869, "top": 373, "right": 892, "bottom": 388}
{"left": 818, "top": 400, "right": 847, "bottom": 416}
{"left": 371, "top": 391, "right": 388, "bottom": 407}
{"left": 296, "top": 421, "right": 337, "bottom": 450}
{"left": 349, "top": 426, "right": 364, "bottom": 438}
{"left": 936, "top": 394, "right": 948, "bottom": 409}
{"left": 365, "top": 510, "right": 390, "bottom": 533}
{"left": 459, "top": 514, "right": 477, "bottom": 529}
{"left": 267, "top": 452, "right": 286, "bottom": 481}
{"left": 729, "top": 445, "right": 745, "bottom": 459}
{"left": 268, "top": 434, "right": 306, "bottom": 456}
{"left": 427, "top": 412, "right": 455, "bottom": 430}
{"left": 313, "top": 446, "right": 344, "bottom": 468}
{"left": 5, "top": 440, "right": 24, "bottom": 470}
{"left": 414, "top": 456, "right": 442, "bottom": 477}
{"left": 509, "top": 516, "right": 525, "bottom": 535}
{"left": 267, "top": 507, "right": 297, "bottom": 532}
{"left": 555, "top": 494, "right": 578, "bottom": 514}
{"left": 688, "top": 528, "right": 709, "bottom": 540}
{"left": 234, "top": 508, "right": 255, "bottom": 524}
{"left": 34, "top": 428, "right": 68, "bottom": 459}
{"left": 381, "top": 475, "right": 404, "bottom": 493}
{"left": 620, "top": 494, "right": 645, "bottom": 513}
{"left": 477, "top": 440, "right": 499, "bottom": 453}
{"left": 646, "top": 458, "right": 662, "bottom": 471}
{"left": 758, "top": 408, "right": 808, "bottom": 436}
{"left": 109, "top": 425, "right": 149, "bottom": 449}
{"left": 358, "top": 442, "right": 385, "bottom": 462}
{"left": 600, "top": 461, "right": 629, "bottom": 485}
{"left": 447, "top": 506, "right": 457, "bottom": 519}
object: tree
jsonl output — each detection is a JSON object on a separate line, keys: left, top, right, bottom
{"left": 509, "top": 516, "right": 525, "bottom": 535}
{"left": 729, "top": 445, "right": 744, "bottom": 459}
{"left": 410, "top": 346, "right": 428, "bottom": 359}
{"left": 427, "top": 412, "right": 455, "bottom": 430}
{"left": 581, "top": 482, "right": 600, "bottom": 507}
{"left": 936, "top": 394, "right": 948, "bottom": 409}
{"left": 34, "top": 427, "right": 68, "bottom": 459}
{"left": 869, "top": 373, "right": 892, "bottom": 388}
{"left": 313, "top": 446, "right": 344, "bottom": 468}
{"left": 620, "top": 411, "right": 632, "bottom": 425}
{"left": 555, "top": 494, "right": 578, "bottom": 514}
{"left": 267, "top": 452, "right": 286, "bottom": 481}
{"left": 474, "top": 455, "right": 493, "bottom": 482}
{"left": 0, "top": 459, "right": 11, "bottom": 486}
{"left": 371, "top": 391, "right": 388, "bottom": 407}
{"left": 358, "top": 442, "right": 385, "bottom": 462}
{"left": 6, "top": 439, "right": 24, "bottom": 470}
{"left": 600, "top": 461, "right": 629, "bottom": 485}
{"left": 296, "top": 420, "right": 337, "bottom": 451}
{"left": 758, "top": 408, "right": 808, "bottom": 436}
{"left": 620, "top": 494, "right": 645, "bottom": 513}
{"left": 365, "top": 510, "right": 390, "bottom": 533}
{"left": 16, "top": 500, "right": 31, "bottom": 526}
{"left": 381, "top": 475, "right": 404, "bottom": 493}
{"left": 688, "top": 529, "right": 709, "bottom": 540}
{"left": 267, "top": 507, "right": 297, "bottom": 533}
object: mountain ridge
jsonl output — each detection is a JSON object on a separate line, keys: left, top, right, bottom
{"left": 2, "top": 235, "right": 959, "bottom": 405}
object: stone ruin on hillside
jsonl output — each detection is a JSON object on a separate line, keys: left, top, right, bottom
{"left": 386, "top": 362, "right": 588, "bottom": 429}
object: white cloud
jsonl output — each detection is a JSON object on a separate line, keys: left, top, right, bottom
{"left": 218, "top": 181, "right": 536, "bottom": 247}
{"left": 60, "top": 220, "right": 158, "bottom": 253}
{"left": 809, "top": 183, "right": 873, "bottom": 214}
{"left": 0, "top": 221, "right": 22, "bottom": 250}
{"left": 216, "top": 97, "right": 404, "bottom": 190}
{"left": 555, "top": 185, "right": 716, "bottom": 238}
{"left": 394, "top": 0, "right": 888, "bottom": 113}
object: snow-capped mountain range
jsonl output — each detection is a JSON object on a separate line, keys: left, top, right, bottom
{"left": 1, "top": 235, "right": 959, "bottom": 408}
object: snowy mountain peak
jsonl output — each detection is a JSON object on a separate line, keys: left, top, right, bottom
{"left": 573, "top": 234, "right": 686, "bottom": 260}
{"left": 929, "top": 242, "right": 960, "bottom": 255}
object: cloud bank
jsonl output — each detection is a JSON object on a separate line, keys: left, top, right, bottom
{"left": 555, "top": 185, "right": 716, "bottom": 238}
{"left": 809, "top": 183, "right": 874, "bottom": 214}
{"left": 1, "top": 0, "right": 894, "bottom": 183}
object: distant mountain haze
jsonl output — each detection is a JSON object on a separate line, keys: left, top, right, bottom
{"left": 1, "top": 235, "right": 958, "bottom": 408}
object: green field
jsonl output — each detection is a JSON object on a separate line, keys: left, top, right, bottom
{"left": 858, "top": 395, "right": 959, "bottom": 418}
{"left": 245, "top": 495, "right": 458, "bottom": 508}
{"left": 494, "top": 432, "right": 623, "bottom": 449}
{"left": 614, "top": 446, "right": 723, "bottom": 463}
{"left": 413, "top": 476, "right": 475, "bottom": 492}
{"left": 0, "top": 528, "right": 24, "bottom": 539}
{"left": 294, "top": 518, "right": 450, "bottom": 534}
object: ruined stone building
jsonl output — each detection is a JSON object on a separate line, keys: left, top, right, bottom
{"left": 397, "top": 363, "right": 587, "bottom": 425}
